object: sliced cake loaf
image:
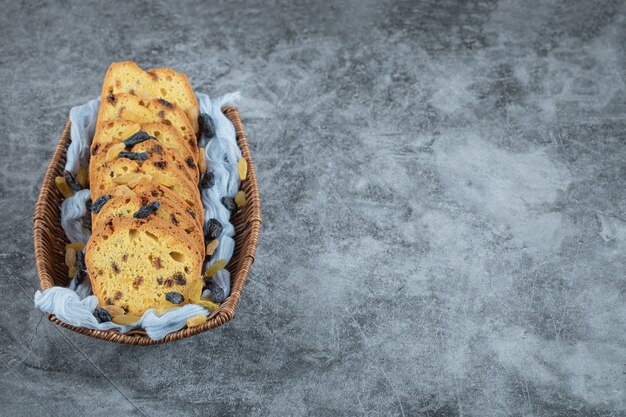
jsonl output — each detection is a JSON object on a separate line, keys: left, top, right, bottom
{"left": 86, "top": 217, "right": 204, "bottom": 316}
{"left": 100, "top": 61, "right": 200, "bottom": 134}
{"left": 92, "top": 119, "right": 198, "bottom": 169}
{"left": 96, "top": 93, "right": 197, "bottom": 153}
{"left": 86, "top": 63, "right": 207, "bottom": 318}
{"left": 91, "top": 194, "right": 204, "bottom": 254}
{"left": 89, "top": 157, "right": 202, "bottom": 212}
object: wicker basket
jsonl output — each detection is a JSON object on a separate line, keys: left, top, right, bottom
{"left": 33, "top": 106, "right": 261, "bottom": 345}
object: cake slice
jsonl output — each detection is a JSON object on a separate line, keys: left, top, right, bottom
{"left": 92, "top": 119, "right": 198, "bottom": 171}
{"left": 92, "top": 194, "right": 204, "bottom": 254}
{"left": 100, "top": 61, "right": 199, "bottom": 134}
{"left": 86, "top": 217, "right": 204, "bottom": 316}
{"left": 129, "top": 181, "right": 204, "bottom": 228}
{"left": 90, "top": 156, "right": 202, "bottom": 212}
{"left": 91, "top": 137, "right": 199, "bottom": 184}
{"left": 96, "top": 93, "right": 197, "bottom": 153}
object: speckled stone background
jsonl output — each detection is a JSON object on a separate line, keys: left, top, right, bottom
{"left": 1, "top": 0, "right": 625, "bottom": 416}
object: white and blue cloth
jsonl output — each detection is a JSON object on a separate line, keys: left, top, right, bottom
{"left": 34, "top": 92, "right": 241, "bottom": 340}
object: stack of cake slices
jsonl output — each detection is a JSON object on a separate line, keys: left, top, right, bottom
{"left": 84, "top": 62, "right": 211, "bottom": 320}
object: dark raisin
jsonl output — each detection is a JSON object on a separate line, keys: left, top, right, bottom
{"left": 164, "top": 279, "right": 174, "bottom": 287}
{"left": 154, "top": 161, "right": 167, "bottom": 169}
{"left": 63, "top": 170, "right": 82, "bottom": 192}
{"left": 93, "top": 307, "right": 112, "bottom": 323}
{"left": 222, "top": 196, "right": 237, "bottom": 211}
{"left": 114, "top": 291, "right": 123, "bottom": 300}
{"left": 157, "top": 276, "right": 164, "bottom": 285}
{"left": 158, "top": 98, "right": 173, "bottom": 108}
{"left": 170, "top": 213, "right": 179, "bottom": 225}
{"left": 133, "top": 201, "right": 160, "bottom": 218}
{"left": 123, "top": 131, "right": 154, "bottom": 147}
{"left": 118, "top": 151, "right": 149, "bottom": 161}
{"left": 204, "top": 218, "right": 223, "bottom": 240}
{"left": 92, "top": 143, "right": 100, "bottom": 155}
{"left": 76, "top": 250, "right": 86, "bottom": 272}
{"left": 152, "top": 257, "right": 162, "bottom": 269}
{"left": 200, "top": 171, "right": 215, "bottom": 189}
{"left": 84, "top": 200, "right": 92, "bottom": 230}
{"left": 107, "top": 94, "right": 116, "bottom": 103}
{"left": 207, "top": 280, "right": 226, "bottom": 303}
{"left": 165, "top": 291, "right": 184, "bottom": 304}
{"left": 91, "top": 194, "right": 111, "bottom": 213}
{"left": 172, "top": 272, "right": 186, "bottom": 285}
{"left": 132, "top": 276, "right": 144, "bottom": 289}
{"left": 121, "top": 254, "right": 128, "bottom": 262}
{"left": 185, "top": 157, "right": 196, "bottom": 168}
{"left": 186, "top": 209, "right": 196, "bottom": 219}
{"left": 198, "top": 113, "right": 215, "bottom": 138}
{"left": 151, "top": 144, "right": 163, "bottom": 154}
{"left": 112, "top": 263, "right": 120, "bottom": 274}
{"left": 105, "top": 298, "right": 113, "bottom": 305}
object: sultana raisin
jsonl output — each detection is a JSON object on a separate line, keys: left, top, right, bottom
{"left": 198, "top": 148, "right": 206, "bottom": 173}
{"left": 196, "top": 299, "right": 220, "bottom": 310}
{"left": 102, "top": 305, "right": 125, "bottom": 316}
{"left": 112, "top": 314, "right": 141, "bottom": 325}
{"left": 65, "top": 247, "right": 76, "bottom": 268}
{"left": 235, "top": 190, "right": 246, "bottom": 207}
{"left": 238, "top": 157, "right": 248, "bottom": 180}
{"left": 186, "top": 314, "right": 208, "bottom": 327}
{"left": 184, "top": 279, "right": 204, "bottom": 302}
{"left": 205, "top": 239, "right": 218, "bottom": 256}
{"left": 105, "top": 142, "right": 127, "bottom": 162}
{"left": 67, "top": 265, "right": 78, "bottom": 278}
{"left": 150, "top": 171, "right": 175, "bottom": 187}
{"left": 203, "top": 259, "right": 226, "bottom": 278}
{"left": 55, "top": 176, "right": 74, "bottom": 198}
{"left": 112, "top": 172, "right": 151, "bottom": 187}
{"left": 65, "top": 242, "right": 85, "bottom": 251}
{"left": 76, "top": 167, "right": 89, "bottom": 187}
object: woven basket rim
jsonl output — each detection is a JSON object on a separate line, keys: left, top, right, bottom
{"left": 33, "top": 106, "right": 261, "bottom": 345}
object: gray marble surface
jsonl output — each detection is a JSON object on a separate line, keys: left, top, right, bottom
{"left": 0, "top": 0, "right": 625, "bottom": 416}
